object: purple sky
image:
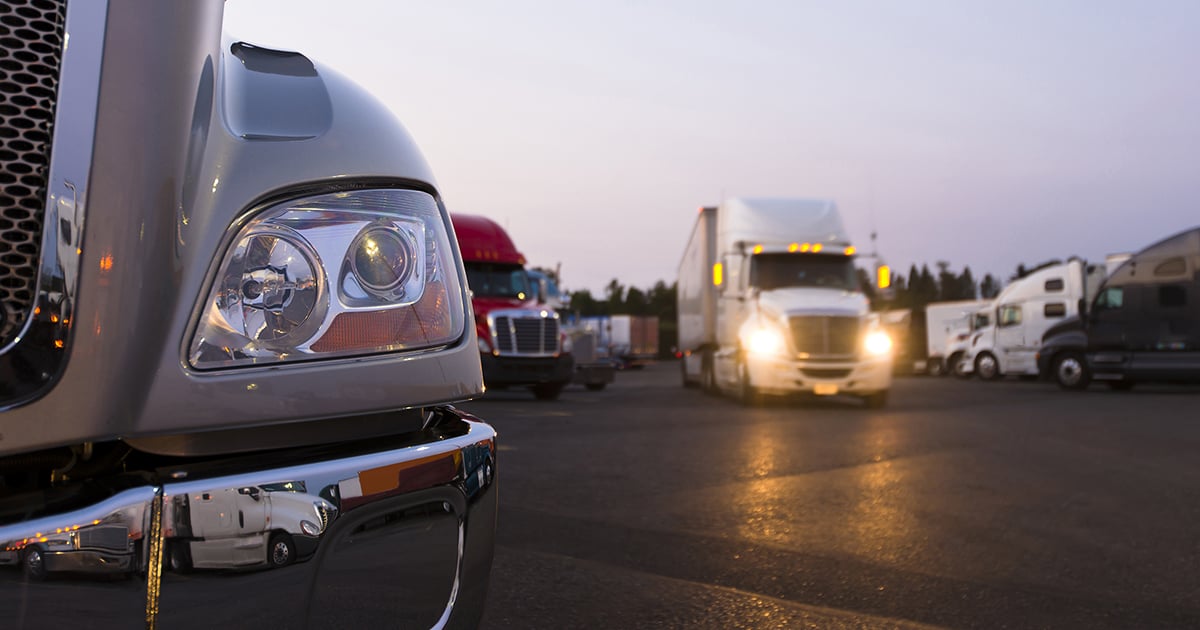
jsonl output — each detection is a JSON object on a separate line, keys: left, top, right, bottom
{"left": 226, "top": 1, "right": 1200, "bottom": 294}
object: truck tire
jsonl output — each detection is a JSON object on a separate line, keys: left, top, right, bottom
{"left": 701, "top": 353, "right": 718, "bottom": 395}
{"left": 927, "top": 357, "right": 944, "bottom": 377}
{"left": 268, "top": 533, "right": 295, "bottom": 568}
{"left": 681, "top": 359, "right": 698, "bottom": 388}
{"left": 532, "top": 382, "right": 566, "bottom": 400}
{"left": 737, "top": 359, "right": 763, "bottom": 407}
{"left": 22, "top": 546, "right": 46, "bottom": 581}
{"left": 864, "top": 390, "right": 889, "bottom": 409}
{"left": 168, "top": 541, "right": 193, "bottom": 574}
{"left": 585, "top": 382, "right": 607, "bottom": 391}
{"left": 950, "top": 352, "right": 969, "bottom": 378}
{"left": 975, "top": 351, "right": 1001, "bottom": 381}
{"left": 1053, "top": 351, "right": 1091, "bottom": 390}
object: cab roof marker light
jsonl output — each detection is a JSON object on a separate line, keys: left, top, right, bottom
{"left": 812, "top": 243, "right": 823, "bottom": 253}
{"left": 752, "top": 244, "right": 764, "bottom": 254}
{"left": 844, "top": 246, "right": 856, "bottom": 256}
{"left": 788, "top": 243, "right": 799, "bottom": 253}
{"left": 800, "top": 243, "right": 811, "bottom": 252}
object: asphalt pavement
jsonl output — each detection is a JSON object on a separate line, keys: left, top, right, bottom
{"left": 463, "top": 362, "right": 1200, "bottom": 629}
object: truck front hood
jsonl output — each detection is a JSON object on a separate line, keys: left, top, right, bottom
{"left": 757, "top": 288, "right": 869, "bottom": 318}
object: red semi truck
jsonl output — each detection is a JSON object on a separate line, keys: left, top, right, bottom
{"left": 452, "top": 215, "right": 575, "bottom": 399}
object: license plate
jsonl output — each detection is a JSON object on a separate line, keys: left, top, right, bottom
{"left": 813, "top": 384, "right": 838, "bottom": 396}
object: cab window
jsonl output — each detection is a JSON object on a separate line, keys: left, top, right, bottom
{"left": 998, "top": 305, "right": 1022, "bottom": 327}
{"left": 1094, "top": 287, "right": 1124, "bottom": 311}
{"left": 1044, "top": 278, "right": 1064, "bottom": 292}
{"left": 1043, "top": 302, "right": 1067, "bottom": 317}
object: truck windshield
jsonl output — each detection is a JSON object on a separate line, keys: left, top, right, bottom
{"left": 466, "top": 263, "right": 532, "bottom": 299}
{"left": 750, "top": 254, "right": 858, "bottom": 291}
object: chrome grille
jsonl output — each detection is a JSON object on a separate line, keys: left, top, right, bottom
{"left": 77, "top": 524, "right": 129, "bottom": 552}
{"left": 0, "top": 0, "right": 66, "bottom": 344}
{"left": 788, "top": 315, "right": 860, "bottom": 357}
{"left": 492, "top": 314, "right": 559, "bottom": 356}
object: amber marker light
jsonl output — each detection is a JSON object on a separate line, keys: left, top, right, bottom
{"left": 844, "top": 246, "right": 856, "bottom": 256}
{"left": 800, "top": 243, "right": 811, "bottom": 252}
{"left": 877, "top": 265, "right": 892, "bottom": 289}
{"left": 712, "top": 262, "right": 723, "bottom": 286}
{"left": 812, "top": 243, "right": 823, "bottom": 253}
{"left": 752, "top": 244, "right": 763, "bottom": 254}
{"left": 788, "top": 243, "right": 799, "bottom": 252}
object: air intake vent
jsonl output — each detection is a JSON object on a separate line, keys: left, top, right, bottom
{"left": 789, "top": 315, "right": 861, "bottom": 357}
{"left": 0, "top": 0, "right": 66, "bottom": 345}
{"left": 492, "top": 313, "right": 560, "bottom": 356}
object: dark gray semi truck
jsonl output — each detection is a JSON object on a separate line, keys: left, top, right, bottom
{"left": 0, "top": 1, "right": 496, "bottom": 627}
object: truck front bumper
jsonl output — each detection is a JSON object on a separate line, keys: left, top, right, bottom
{"left": 748, "top": 354, "right": 893, "bottom": 396}
{"left": 0, "top": 407, "right": 497, "bottom": 630}
{"left": 482, "top": 353, "right": 575, "bottom": 386}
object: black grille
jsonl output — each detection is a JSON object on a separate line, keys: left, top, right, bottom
{"left": 493, "top": 315, "right": 559, "bottom": 355}
{"left": 0, "top": 0, "right": 65, "bottom": 344}
{"left": 801, "top": 367, "right": 852, "bottom": 379}
{"left": 77, "top": 525, "right": 130, "bottom": 552}
{"left": 788, "top": 315, "right": 860, "bottom": 356}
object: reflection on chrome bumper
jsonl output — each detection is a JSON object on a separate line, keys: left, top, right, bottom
{"left": 0, "top": 407, "right": 497, "bottom": 629}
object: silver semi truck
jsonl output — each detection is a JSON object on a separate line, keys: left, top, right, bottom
{"left": 0, "top": 1, "right": 496, "bottom": 628}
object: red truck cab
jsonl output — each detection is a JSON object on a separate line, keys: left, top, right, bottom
{"left": 452, "top": 214, "right": 575, "bottom": 399}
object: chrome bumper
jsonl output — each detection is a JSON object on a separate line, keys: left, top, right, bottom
{"left": 0, "top": 407, "right": 497, "bottom": 629}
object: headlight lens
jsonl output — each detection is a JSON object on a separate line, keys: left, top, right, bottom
{"left": 746, "top": 326, "right": 787, "bottom": 356}
{"left": 300, "top": 519, "right": 320, "bottom": 537}
{"left": 189, "top": 189, "right": 465, "bottom": 369}
{"left": 864, "top": 330, "right": 893, "bottom": 356}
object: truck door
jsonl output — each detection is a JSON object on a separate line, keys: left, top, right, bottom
{"left": 232, "top": 486, "right": 270, "bottom": 565}
{"left": 1087, "top": 285, "right": 1140, "bottom": 372}
{"left": 1131, "top": 282, "right": 1200, "bottom": 380}
{"left": 186, "top": 489, "right": 238, "bottom": 566}
{"left": 994, "top": 303, "right": 1024, "bottom": 372}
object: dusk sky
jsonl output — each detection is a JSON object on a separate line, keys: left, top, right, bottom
{"left": 225, "top": 1, "right": 1200, "bottom": 295}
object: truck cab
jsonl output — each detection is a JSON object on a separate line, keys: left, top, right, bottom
{"left": 963, "top": 259, "right": 1103, "bottom": 380}
{"left": 679, "top": 199, "right": 893, "bottom": 407}
{"left": 1038, "top": 228, "right": 1200, "bottom": 389}
{"left": 452, "top": 214, "right": 575, "bottom": 400}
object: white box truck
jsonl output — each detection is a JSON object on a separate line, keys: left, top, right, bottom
{"left": 964, "top": 259, "right": 1106, "bottom": 379}
{"left": 924, "top": 300, "right": 990, "bottom": 376}
{"left": 677, "top": 199, "right": 893, "bottom": 406}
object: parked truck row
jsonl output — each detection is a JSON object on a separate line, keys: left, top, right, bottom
{"left": 918, "top": 229, "right": 1200, "bottom": 390}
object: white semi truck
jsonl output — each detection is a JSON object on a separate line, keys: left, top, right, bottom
{"left": 963, "top": 259, "right": 1106, "bottom": 379}
{"left": 677, "top": 199, "right": 893, "bottom": 407}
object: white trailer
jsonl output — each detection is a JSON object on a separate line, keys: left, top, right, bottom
{"left": 924, "top": 300, "right": 990, "bottom": 376}
{"left": 677, "top": 199, "right": 893, "bottom": 407}
{"left": 964, "top": 259, "right": 1106, "bottom": 379}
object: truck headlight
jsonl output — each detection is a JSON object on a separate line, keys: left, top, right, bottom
{"left": 746, "top": 326, "right": 786, "bottom": 357}
{"left": 189, "top": 189, "right": 466, "bottom": 369}
{"left": 864, "top": 330, "right": 893, "bottom": 356}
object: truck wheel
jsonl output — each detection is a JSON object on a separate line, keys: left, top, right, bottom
{"left": 950, "top": 352, "right": 969, "bottom": 378}
{"left": 927, "top": 357, "right": 944, "bottom": 377}
{"left": 864, "top": 390, "right": 889, "bottom": 409}
{"left": 737, "top": 360, "right": 763, "bottom": 407}
{"left": 268, "top": 533, "right": 295, "bottom": 568}
{"left": 22, "top": 546, "right": 47, "bottom": 581}
{"left": 701, "top": 354, "right": 717, "bottom": 395}
{"left": 1053, "top": 351, "right": 1091, "bottom": 390}
{"left": 168, "top": 541, "right": 192, "bottom": 574}
{"left": 975, "top": 352, "right": 1001, "bottom": 381}
{"left": 585, "top": 382, "right": 607, "bottom": 391}
{"left": 681, "top": 359, "right": 698, "bottom": 388}
{"left": 532, "top": 382, "right": 566, "bottom": 400}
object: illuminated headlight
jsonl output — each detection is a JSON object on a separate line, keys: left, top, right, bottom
{"left": 189, "top": 189, "right": 466, "bottom": 369}
{"left": 746, "top": 327, "right": 787, "bottom": 356}
{"left": 864, "top": 330, "right": 893, "bottom": 356}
